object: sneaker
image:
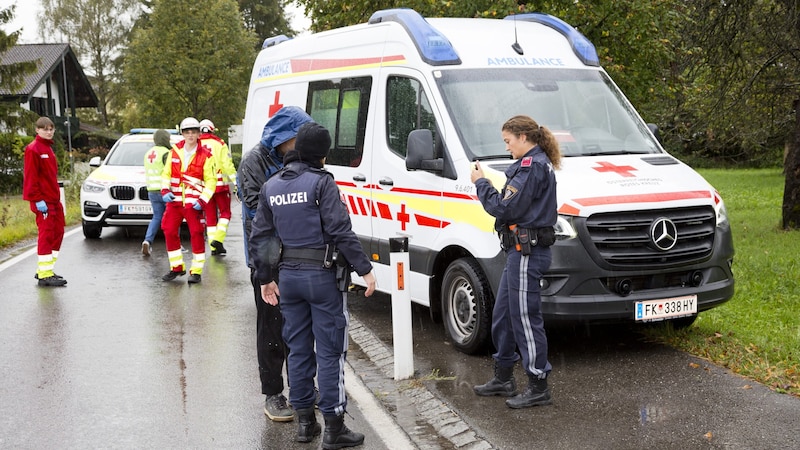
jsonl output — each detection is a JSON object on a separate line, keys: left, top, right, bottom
{"left": 141, "top": 241, "right": 151, "bottom": 256}
{"left": 265, "top": 394, "right": 294, "bottom": 422}
{"left": 162, "top": 270, "right": 186, "bottom": 281}
{"left": 210, "top": 240, "right": 226, "bottom": 256}
{"left": 187, "top": 273, "right": 202, "bottom": 284}
{"left": 38, "top": 276, "right": 67, "bottom": 287}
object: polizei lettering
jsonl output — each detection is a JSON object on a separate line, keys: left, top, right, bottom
{"left": 487, "top": 57, "right": 565, "bottom": 67}
{"left": 269, "top": 191, "right": 308, "bottom": 206}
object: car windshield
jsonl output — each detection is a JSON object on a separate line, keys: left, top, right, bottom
{"left": 434, "top": 68, "right": 662, "bottom": 160}
{"left": 105, "top": 141, "right": 153, "bottom": 166}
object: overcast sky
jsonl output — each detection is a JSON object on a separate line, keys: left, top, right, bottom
{"left": 2, "top": 0, "right": 310, "bottom": 44}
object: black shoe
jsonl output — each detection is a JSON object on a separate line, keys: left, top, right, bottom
{"left": 322, "top": 414, "right": 364, "bottom": 449}
{"left": 38, "top": 276, "right": 67, "bottom": 287}
{"left": 187, "top": 274, "right": 201, "bottom": 284}
{"left": 162, "top": 270, "right": 186, "bottom": 281}
{"left": 265, "top": 394, "right": 294, "bottom": 422}
{"left": 474, "top": 364, "right": 517, "bottom": 397}
{"left": 505, "top": 376, "right": 552, "bottom": 409}
{"left": 210, "top": 240, "right": 226, "bottom": 255}
{"left": 296, "top": 408, "right": 321, "bottom": 443}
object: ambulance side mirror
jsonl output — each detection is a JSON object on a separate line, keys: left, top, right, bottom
{"left": 647, "top": 123, "right": 662, "bottom": 144}
{"left": 89, "top": 156, "right": 102, "bottom": 168}
{"left": 406, "top": 129, "right": 443, "bottom": 172}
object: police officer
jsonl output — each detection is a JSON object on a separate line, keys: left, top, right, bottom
{"left": 249, "top": 122, "right": 376, "bottom": 448}
{"left": 238, "top": 106, "right": 313, "bottom": 422}
{"left": 470, "top": 115, "right": 561, "bottom": 409}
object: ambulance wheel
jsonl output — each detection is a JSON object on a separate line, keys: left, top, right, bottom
{"left": 82, "top": 220, "right": 102, "bottom": 239}
{"left": 441, "top": 257, "right": 493, "bottom": 354}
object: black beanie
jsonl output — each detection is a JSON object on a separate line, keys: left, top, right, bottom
{"left": 295, "top": 122, "right": 331, "bottom": 166}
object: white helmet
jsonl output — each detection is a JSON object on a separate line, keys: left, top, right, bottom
{"left": 199, "top": 119, "right": 215, "bottom": 133}
{"left": 180, "top": 117, "right": 201, "bottom": 131}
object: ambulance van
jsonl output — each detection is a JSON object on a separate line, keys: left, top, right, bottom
{"left": 242, "top": 8, "right": 735, "bottom": 354}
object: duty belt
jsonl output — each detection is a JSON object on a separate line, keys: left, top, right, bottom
{"left": 281, "top": 247, "right": 327, "bottom": 265}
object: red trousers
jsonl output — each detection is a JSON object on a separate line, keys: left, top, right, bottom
{"left": 32, "top": 201, "right": 65, "bottom": 256}
{"left": 162, "top": 203, "right": 205, "bottom": 255}
{"left": 204, "top": 190, "right": 232, "bottom": 227}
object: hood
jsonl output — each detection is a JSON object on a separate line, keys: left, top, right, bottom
{"left": 482, "top": 154, "right": 718, "bottom": 218}
{"left": 260, "top": 106, "right": 314, "bottom": 150}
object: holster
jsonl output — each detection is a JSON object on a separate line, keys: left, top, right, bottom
{"left": 333, "top": 249, "right": 353, "bottom": 292}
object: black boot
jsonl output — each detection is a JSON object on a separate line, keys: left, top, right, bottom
{"left": 322, "top": 414, "right": 364, "bottom": 449}
{"left": 473, "top": 363, "right": 517, "bottom": 397}
{"left": 505, "top": 374, "right": 552, "bottom": 409}
{"left": 295, "top": 408, "right": 321, "bottom": 443}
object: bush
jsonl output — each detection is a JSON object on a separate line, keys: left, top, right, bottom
{"left": 0, "top": 132, "right": 31, "bottom": 195}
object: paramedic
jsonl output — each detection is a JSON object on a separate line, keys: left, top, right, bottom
{"left": 249, "top": 122, "right": 376, "bottom": 447}
{"left": 160, "top": 117, "right": 217, "bottom": 284}
{"left": 141, "top": 129, "right": 172, "bottom": 256}
{"left": 23, "top": 116, "right": 67, "bottom": 287}
{"left": 238, "top": 106, "right": 312, "bottom": 422}
{"left": 470, "top": 115, "right": 561, "bottom": 409}
{"left": 199, "top": 119, "right": 237, "bottom": 255}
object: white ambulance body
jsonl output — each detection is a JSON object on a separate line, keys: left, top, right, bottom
{"left": 243, "top": 9, "right": 735, "bottom": 354}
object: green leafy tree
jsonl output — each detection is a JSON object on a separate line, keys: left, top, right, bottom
{"left": 124, "top": 0, "right": 257, "bottom": 134}
{"left": 38, "top": 0, "right": 138, "bottom": 128}
{"left": 238, "top": 0, "right": 294, "bottom": 50}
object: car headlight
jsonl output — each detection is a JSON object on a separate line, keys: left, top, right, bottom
{"left": 82, "top": 180, "right": 106, "bottom": 193}
{"left": 714, "top": 191, "right": 729, "bottom": 227}
{"left": 554, "top": 215, "right": 578, "bottom": 240}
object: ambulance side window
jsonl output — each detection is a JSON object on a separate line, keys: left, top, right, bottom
{"left": 386, "top": 76, "right": 437, "bottom": 159}
{"left": 307, "top": 77, "right": 372, "bottom": 167}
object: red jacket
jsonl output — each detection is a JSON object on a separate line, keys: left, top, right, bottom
{"left": 22, "top": 135, "right": 60, "bottom": 204}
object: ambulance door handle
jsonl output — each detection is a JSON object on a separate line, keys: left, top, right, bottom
{"left": 378, "top": 177, "right": 394, "bottom": 186}
{"left": 353, "top": 174, "right": 366, "bottom": 182}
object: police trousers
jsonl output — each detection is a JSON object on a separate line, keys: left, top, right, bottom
{"left": 492, "top": 246, "right": 553, "bottom": 379}
{"left": 279, "top": 264, "right": 349, "bottom": 416}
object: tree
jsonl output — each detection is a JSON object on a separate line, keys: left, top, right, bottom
{"left": 124, "top": 0, "right": 257, "bottom": 134}
{"left": 0, "top": 5, "right": 38, "bottom": 131}
{"left": 38, "top": 0, "right": 138, "bottom": 128}
{"left": 238, "top": 0, "right": 294, "bottom": 50}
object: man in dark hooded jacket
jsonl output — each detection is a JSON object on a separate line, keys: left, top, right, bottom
{"left": 237, "top": 106, "right": 313, "bottom": 421}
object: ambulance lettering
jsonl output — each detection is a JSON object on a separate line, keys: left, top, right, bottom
{"left": 487, "top": 57, "right": 565, "bottom": 67}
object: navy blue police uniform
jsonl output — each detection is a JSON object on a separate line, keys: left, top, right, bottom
{"left": 248, "top": 159, "right": 372, "bottom": 417}
{"left": 474, "top": 145, "right": 556, "bottom": 379}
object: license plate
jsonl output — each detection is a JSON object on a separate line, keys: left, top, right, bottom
{"left": 118, "top": 204, "right": 152, "bottom": 214}
{"left": 635, "top": 295, "right": 697, "bottom": 321}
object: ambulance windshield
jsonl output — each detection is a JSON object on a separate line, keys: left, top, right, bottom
{"left": 435, "top": 68, "right": 662, "bottom": 160}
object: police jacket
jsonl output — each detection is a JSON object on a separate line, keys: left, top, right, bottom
{"left": 474, "top": 145, "right": 557, "bottom": 230}
{"left": 248, "top": 160, "right": 372, "bottom": 285}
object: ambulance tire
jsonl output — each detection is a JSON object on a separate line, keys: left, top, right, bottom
{"left": 441, "top": 257, "right": 493, "bottom": 354}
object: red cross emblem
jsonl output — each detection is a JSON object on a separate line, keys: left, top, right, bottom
{"left": 397, "top": 203, "right": 410, "bottom": 231}
{"left": 268, "top": 91, "right": 284, "bottom": 117}
{"left": 147, "top": 150, "right": 157, "bottom": 163}
{"left": 592, "top": 161, "right": 637, "bottom": 178}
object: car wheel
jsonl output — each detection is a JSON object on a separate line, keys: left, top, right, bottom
{"left": 82, "top": 220, "right": 102, "bottom": 239}
{"left": 441, "top": 257, "right": 493, "bottom": 354}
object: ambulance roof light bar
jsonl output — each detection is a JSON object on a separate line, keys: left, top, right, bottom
{"left": 504, "top": 13, "right": 599, "bottom": 67}
{"left": 368, "top": 8, "right": 461, "bottom": 66}
{"left": 262, "top": 35, "right": 290, "bottom": 50}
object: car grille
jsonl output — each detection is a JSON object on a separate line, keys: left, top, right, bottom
{"left": 110, "top": 185, "right": 135, "bottom": 200}
{"left": 109, "top": 185, "right": 149, "bottom": 201}
{"left": 584, "top": 206, "right": 715, "bottom": 268}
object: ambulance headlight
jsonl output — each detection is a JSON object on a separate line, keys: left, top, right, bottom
{"left": 713, "top": 191, "right": 729, "bottom": 227}
{"left": 554, "top": 215, "right": 578, "bottom": 241}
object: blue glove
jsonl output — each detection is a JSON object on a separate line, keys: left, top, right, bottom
{"left": 162, "top": 192, "right": 175, "bottom": 202}
{"left": 192, "top": 201, "right": 203, "bottom": 211}
{"left": 35, "top": 200, "right": 48, "bottom": 214}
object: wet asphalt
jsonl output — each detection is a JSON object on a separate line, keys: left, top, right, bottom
{"left": 1, "top": 204, "right": 798, "bottom": 449}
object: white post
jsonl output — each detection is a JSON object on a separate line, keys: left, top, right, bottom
{"left": 390, "top": 237, "right": 414, "bottom": 380}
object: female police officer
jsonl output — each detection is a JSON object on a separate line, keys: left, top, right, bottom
{"left": 248, "top": 122, "right": 376, "bottom": 447}
{"left": 470, "top": 115, "right": 561, "bottom": 409}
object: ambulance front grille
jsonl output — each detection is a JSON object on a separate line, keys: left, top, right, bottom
{"left": 584, "top": 206, "right": 716, "bottom": 267}
{"left": 110, "top": 185, "right": 135, "bottom": 200}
